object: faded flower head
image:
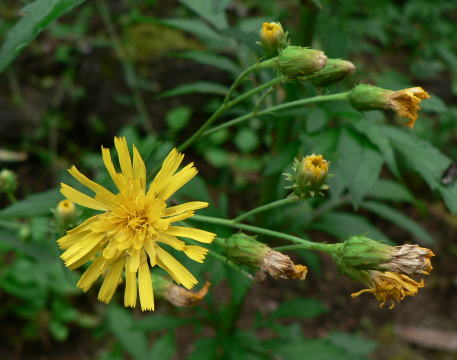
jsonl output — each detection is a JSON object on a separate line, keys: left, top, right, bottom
{"left": 387, "top": 244, "right": 434, "bottom": 275}
{"left": 351, "top": 270, "right": 424, "bottom": 309}
{"left": 57, "top": 137, "right": 216, "bottom": 311}
{"left": 284, "top": 154, "right": 330, "bottom": 199}
{"left": 225, "top": 233, "right": 307, "bottom": 280}
{"left": 348, "top": 84, "right": 430, "bottom": 128}
{"left": 259, "top": 22, "right": 287, "bottom": 55}
{"left": 153, "top": 274, "right": 210, "bottom": 307}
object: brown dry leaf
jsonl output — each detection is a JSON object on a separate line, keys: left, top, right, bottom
{"left": 395, "top": 326, "right": 457, "bottom": 351}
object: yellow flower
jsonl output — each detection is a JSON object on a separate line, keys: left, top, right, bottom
{"left": 57, "top": 200, "right": 76, "bottom": 219}
{"left": 284, "top": 154, "right": 330, "bottom": 199}
{"left": 351, "top": 271, "right": 425, "bottom": 309}
{"left": 259, "top": 22, "right": 287, "bottom": 54}
{"left": 57, "top": 137, "right": 216, "bottom": 311}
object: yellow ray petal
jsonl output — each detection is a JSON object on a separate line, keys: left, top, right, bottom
{"left": 61, "top": 183, "right": 108, "bottom": 211}
{"left": 129, "top": 248, "right": 141, "bottom": 272}
{"left": 156, "top": 246, "right": 197, "bottom": 289}
{"left": 61, "top": 232, "right": 105, "bottom": 267}
{"left": 162, "top": 211, "right": 195, "bottom": 224}
{"left": 69, "top": 244, "right": 102, "bottom": 270}
{"left": 147, "top": 148, "right": 183, "bottom": 198}
{"left": 157, "top": 233, "right": 186, "bottom": 250}
{"left": 165, "top": 226, "right": 216, "bottom": 244}
{"left": 159, "top": 163, "right": 197, "bottom": 200}
{"left": 183, "top": 245, "right": 209, "bottom": 263}
{"left": 124, "top": 257, "right": 138, "bottom": 308}
{"left": 98, "top": 257, "right": 125, "bottom": 304}
{"left": 132, "top": 145, "right": 146, "bottom": 192}
{"left": 138, "top": 256, "right": 154, "bottom": 311}
{"left": 101, "top": 146, "right": 126, "bottom": 191}
{"left": 144, "top": 239, "right": 157, "bottom": 267}
{"left": 114, "top": 137, "right": 134, "bottom": 180}
{"left": 77, "top": 257, "right": 107, "bottom": 292}
{"left": 163, "top": 201, "right": 208, "bottom": 217}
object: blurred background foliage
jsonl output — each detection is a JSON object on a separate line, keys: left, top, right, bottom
{"left": 0, "top": 0, "right": 457, "bottom": 359}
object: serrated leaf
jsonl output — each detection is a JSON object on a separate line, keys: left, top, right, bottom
{"left": 367, "top": 179, "right": 415, "bottom": 203}
{"left": 382, "top": 125, "right": 457, "bottom": 214}
{"left": 158, "top": 82, "right": 229, "bottom": 98}
{"left": 337, "top": 129, "right": 383, "bottom": 207}
{"left": 361, "top": 201, "right": 434, "bottom": 244}
{"left": 270, "top": 298, "right": 327, "bottom": 319}
{"left": 0, "top": 189, "right": 61, "bottom": 218}
{"left": 0, "top": 0, "right": 87, "bottom": 72}
{"left": 312, "top": 211, "right": 390, "bottom": 243}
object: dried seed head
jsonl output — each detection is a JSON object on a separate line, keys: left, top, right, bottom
{"left": 261, "top": 249, "right": 307, "bottom": 280}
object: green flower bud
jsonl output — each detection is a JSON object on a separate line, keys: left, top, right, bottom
{"left": 310, "top": 58, "right": 355, "bottom": 87}
{"left": 55, "top": 200, "right": 77, "bottom": 232}
{"left": 260, "top": 46, "right": 327, "bottom": 79}
{"left": 0, "top": 169, "right": 17, "bottom": 194}
{"left": 284, "top": 154, "right": 330, "bottom": 199}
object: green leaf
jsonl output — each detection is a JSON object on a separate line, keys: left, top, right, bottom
{"left": 367, "top": 179, "right": 415, "bottom": 203}
{"left": 172, "top": 50, "right": 240, "bottom": 75}
{"left": 306, "top": 108, "right": 328, "bottom": 133}
{"left": 106, "top": 305, "right": 149, "bottom": 360}
{"left": 212, "top": 0, "right": 232, "bottom": 14}
{"left": 263, "top": 141, "right": 300, "bottom": 176}
{"left": 133, "top": 315, "right": 191, "bottom": 332}
{"left": 204, "top": 148, "right": 230, "bottom": 167}
{"left": 166, "top": 106, "right": 191, "bottom": 132}
{"left": 0, "top": 226, "right": 51, "bottom": 260}
{"left": 186, "top": 338, "right": 218, "bottom": 360}
{"left": 234, "top": 128, "right": 259, "bottom": 154}
{"left": 0, "top": 0, "right": 87, "bottom": 73}
{"left": 327, "top": 332, "right": 377, "bottom": 356}
{"left": 0, "top": 189, "right": 61, "bottom": 218}
{"left": 180, "top": 0, "right": 228, "bottom": 30}
{"left": 159, "top": 18, "right": 227, "bottom": 44}
{"left": 312, "top": 211, "right": 390, "bottom": 243}
{"left": 361, "top": 201, "right": 434, "bottom": 244}
{"left": 270, "top": 298, "right": 327, "bottom": 319}
{"left": 149, "top": 333, "right": 175, "bottom": 360}
{"left": 337, "top": 129, "right": 383, "bottom": 207}
{"left": 157, "top": 82, "right": 229, "bottom": 98}
{"left": 382, "top": 125, "right": 457, "bottom": 214}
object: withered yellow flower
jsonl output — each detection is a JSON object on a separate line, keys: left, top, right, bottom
{"left": 154, "top": 274, "right": 211, "bottom": 307}
{"left": 261, "top": 249, "right": 307, "bottom": 280}
{"left": 57, "top": 137, "right": 216, "bottom": 311}
{"left": 388, "top": 244, "right": 434, "bottom": 275}
{"left": 259, "top": 22, "right": 287, "bottom": 54}
{"left": 348, "top": 84, "right": 430, "bottom": 129}
{"left": 351, "top": 270, "right": 424, "bottom": 309}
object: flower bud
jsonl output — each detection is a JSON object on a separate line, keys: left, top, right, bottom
{"left": 225, "top": 233, "right": 307, "bottom": 280}
{"left": 348, "top": 84, "right": 430, "bottom": 128}
{"left": 310, "top": 58, "right": 355, "bottom": 87}
{"left": 260, "top": 46, "right": 327, "bottom": 79}
{"left": 259, "top": 22, "right": 288, "bottom": 55}
{"left": 284, "top": 154, "right": 330, "bottom": 199}
{"left": 153, "top": 274, "right": 210, "bottom": 307}
{"left": 55, "top": 200, "right": 77, "bottom": 232}
{"left": 0, "top": 169, "right": 17, "bottom": 194}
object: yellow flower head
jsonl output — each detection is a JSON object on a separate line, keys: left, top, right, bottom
{"left": 259, "top": 22, "right": 287, "bottom": 54}
{"left": 57, "top": 200, "right": 76, "bottom": 218}
{"left": 284, "top": 154, "right": 330, "bottom": 199}
{"left": 351, "top": 270, "right": 425, "bottom": 309}
{"left": 388, "top": 87, "right": 430, "bottom": 129}
{"left": 57, "top": 137, "right": 216, "bottom": 311}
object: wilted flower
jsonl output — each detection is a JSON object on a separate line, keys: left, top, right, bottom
{"left": 284, "top": 154, "right": 330, "bottom": 199}
{"left": 310, "top": 58, "right": 355, "bottom": 87}
{"left": 260, "top": 46, "right": 327, "bottom": 80}
{"left": 57, "top": 137, "right": 216, "bottom": 311}
{"left": 387, "top": 244, "right": 434, "bottom": 275}
{"left": 259, "top": 21, "right": 288, "bottom": 55}
{"left": 348, "top": 84, "right": 430, "bottom": 128}
{"left": 350, "top": 270, "right": 424, "bottom": 309}
{"left": 225, "top": 233, "right": 307, "bottom": 280}
{"left": 154, "top": 274, "right": 211, "bottom": 307}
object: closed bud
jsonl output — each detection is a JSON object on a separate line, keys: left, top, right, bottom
{"left": 55, "top": 200, "right": 77, "bottom": 232}
{"left": 310, "top": 58, "right": 355, "bottom": 87}
{"left": 260, "top": 46, "right": 327, "bottom": 79}
{"left": 0, "top": 169, "right": 17, "bottom": 194}
{"left": 153, "top": 274, "right": 210, "bottom": 307}
{"left": 284, "top": 154, "right": 330, "bottom": 199}
{"left": 225, "top": 233, "right": 307, "bottom": 280}
{"left": 348, "top": 84, "right": 430, "bottom": 128}
{"left": 259, "top": 22, "right": 288, "bottom": 56}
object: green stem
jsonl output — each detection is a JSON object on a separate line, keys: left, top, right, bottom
{"left": 274, "top": 244, "right": 338, "bottom": 254}
{"left": 233, "top": 197, "right": 296, "bottom": 223}
{"left": 204, "top": 91, "right": 350, "bottom": 137}
{"left": 5, "top": 190, "right": 17, "bottom": 203}
{"left": 223, "top": 63, "right": 261, "bottom": 104}
{"left": 177, "top": 77, "right": 282, "bottom": 152}
{"left": 207, "top": 248, "right": 253, "bottom": 279}
{"left": 191, "top": 215, "right": 333, "bottom": 252}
